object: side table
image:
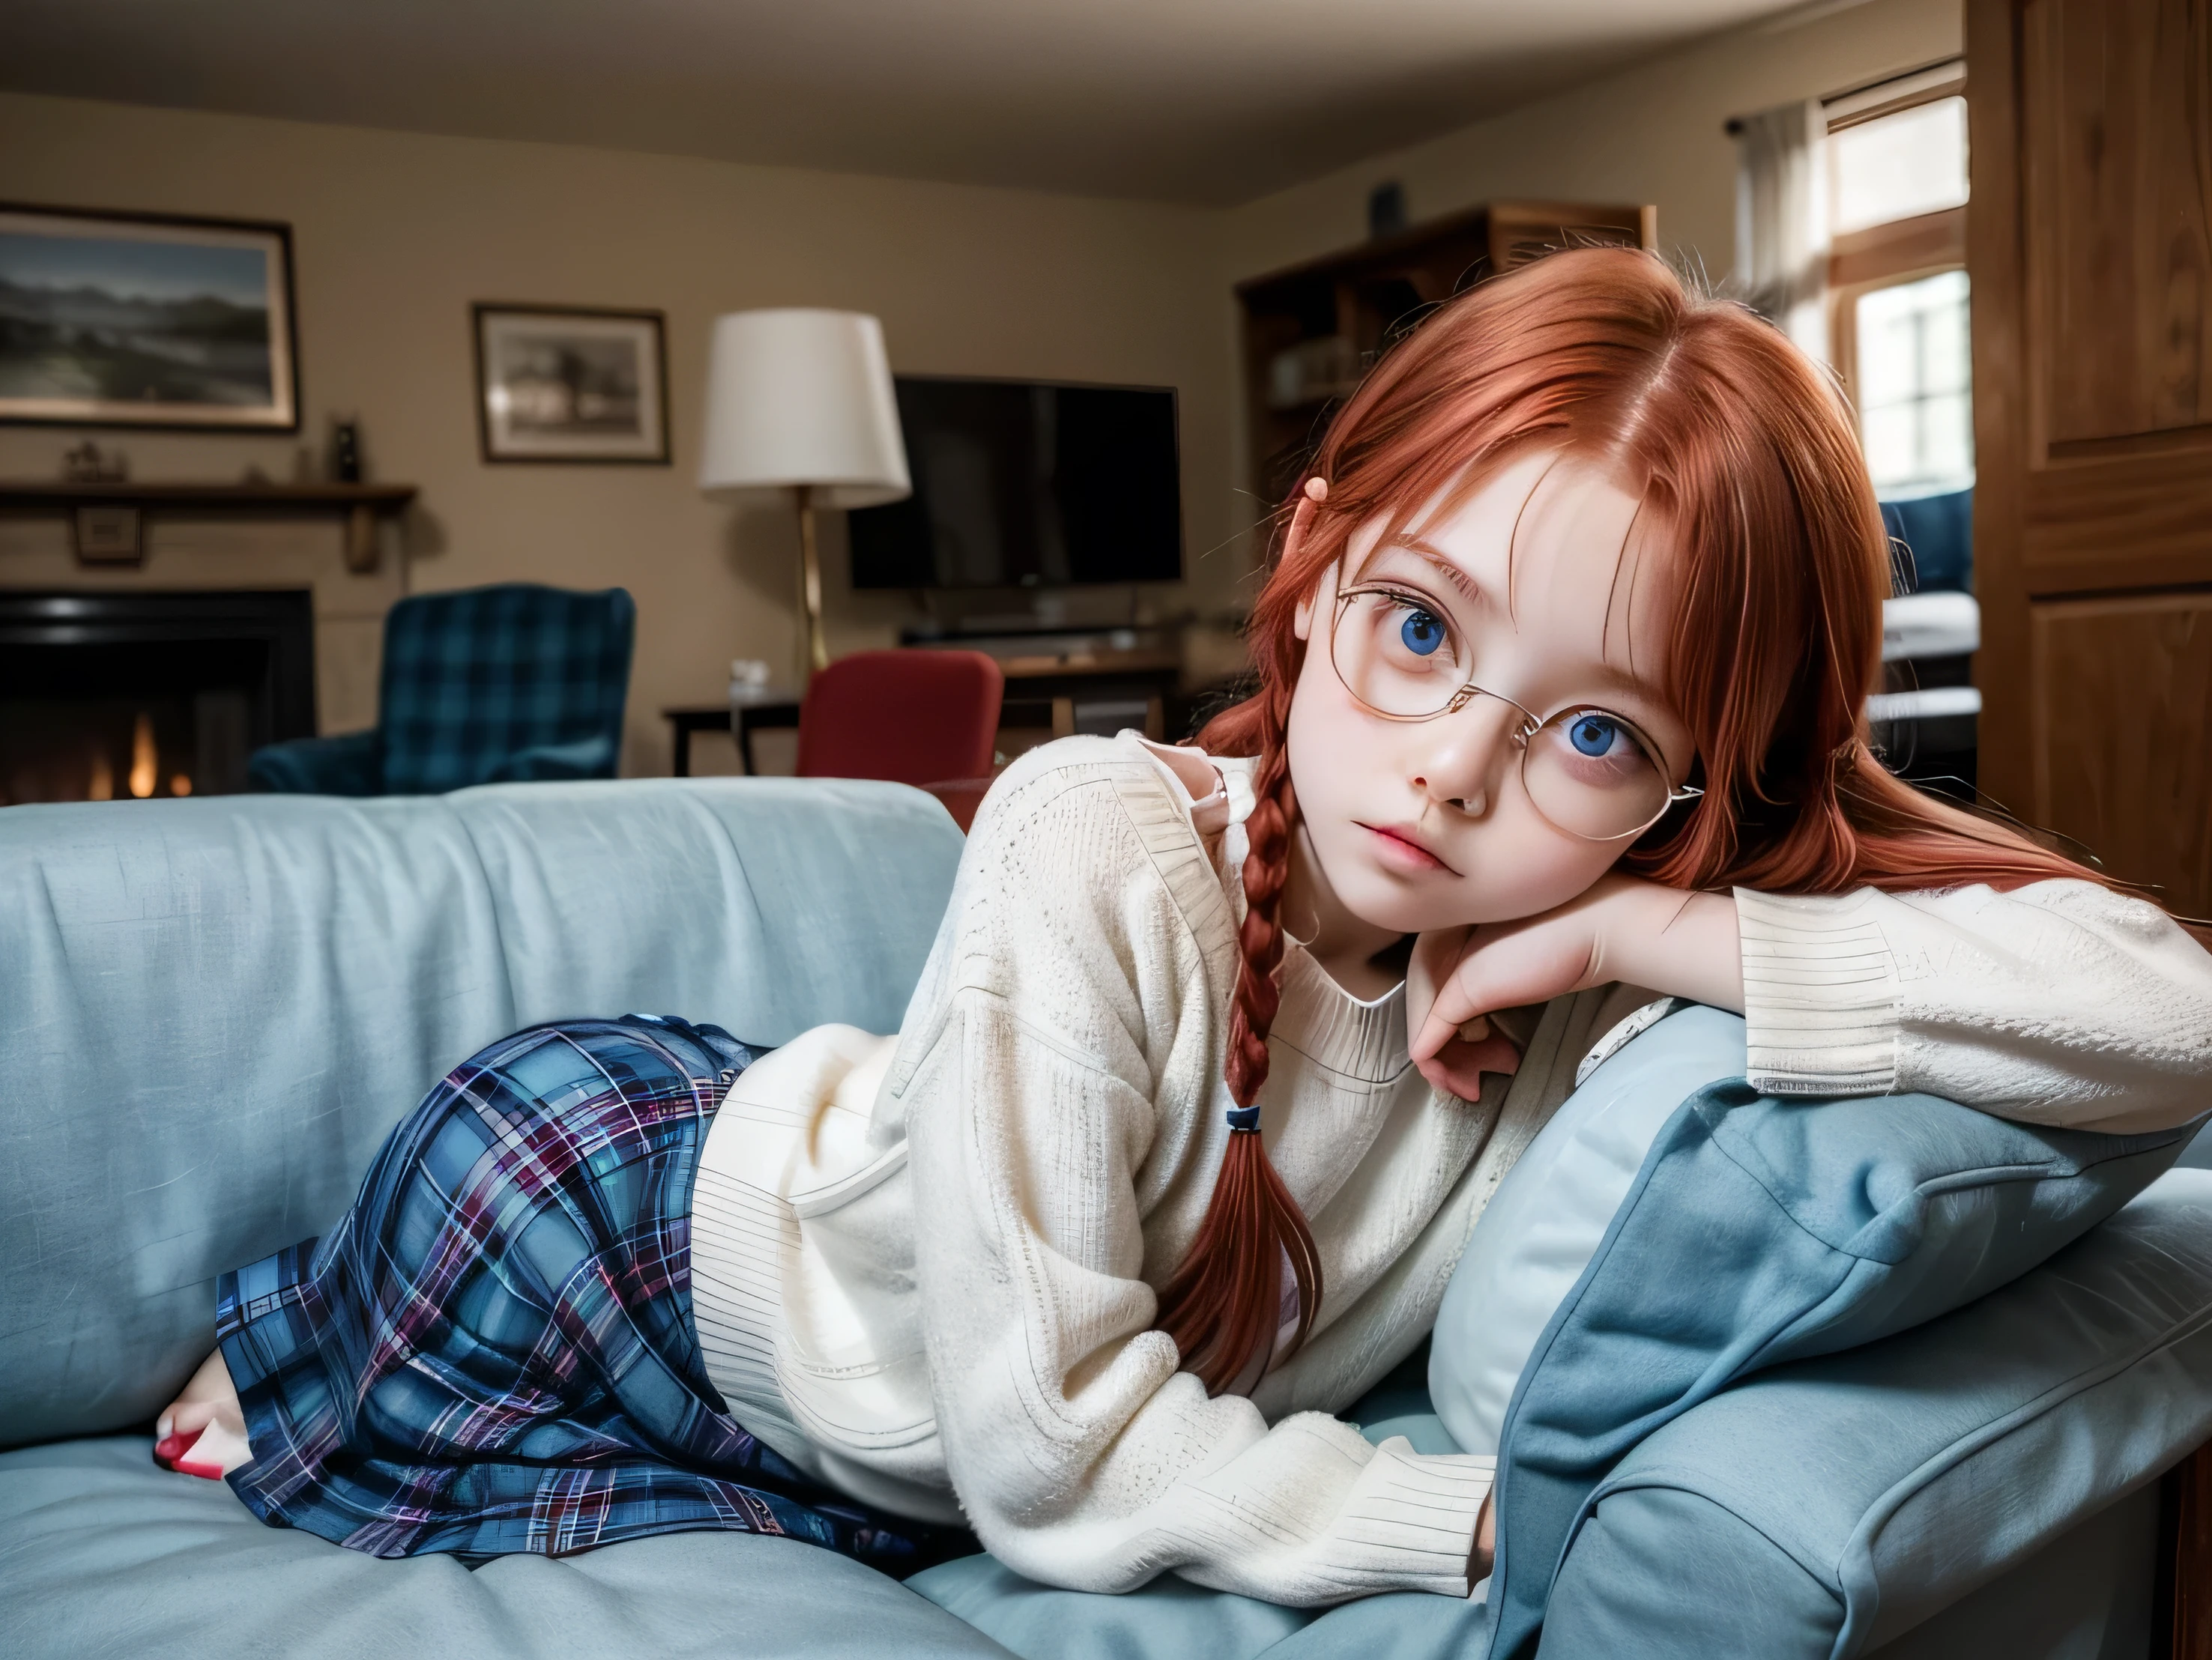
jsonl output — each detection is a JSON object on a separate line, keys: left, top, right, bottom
{"left": 662, "top": 701, "right": 802, "bottom": 777}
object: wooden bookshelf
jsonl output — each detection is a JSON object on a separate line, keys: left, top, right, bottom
{"left": 1234, "top": 199, "right": 1655, "bottom": 508}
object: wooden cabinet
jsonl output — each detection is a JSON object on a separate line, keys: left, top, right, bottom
{"left": 1233, "top": 201, "right": 1655, "bottom": 508}
{"left": 1968, "top": 0, "right": 2212, "bottom": 918}
{"left": 1971, "top": 10, "right": 2212, "bottom": 1641}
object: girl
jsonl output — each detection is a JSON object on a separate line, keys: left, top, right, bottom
{"left": 157, "top": 249, "right": 2212, "bottom": 1602}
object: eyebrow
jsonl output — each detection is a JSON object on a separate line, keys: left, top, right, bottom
{"left": 1586, "top": 659, "right": 1671, "bottom": 709}
{"left": 1380, "top": 534, "right": 1485, "bottom": 608}
{"left": 1379, "top": 532, "right": 1677, "bottom": 721}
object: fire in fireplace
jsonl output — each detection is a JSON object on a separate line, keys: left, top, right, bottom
{"left": 0, "top": 591, "right": 315, "bottom": 805}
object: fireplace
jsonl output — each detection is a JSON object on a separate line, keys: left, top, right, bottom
{"left": 0, "top": 590, "right": 315, "bottom": 804}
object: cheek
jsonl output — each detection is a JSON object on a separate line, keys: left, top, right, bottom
{"left": 1285, "top": 641, "right": 1380, "bottom": 804}
{"left": 1490, "top": 832, "right": 1622, "bottom": 918}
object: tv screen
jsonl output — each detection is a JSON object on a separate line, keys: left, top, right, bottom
{"left": 849, "top": 377, "right": 1182, "bottom": 590}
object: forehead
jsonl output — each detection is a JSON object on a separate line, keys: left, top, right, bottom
{"left": 1394, "top": 449, "right": 1660, "bottom": 593}
{"left": 1347, "top": 448, "right": 1680, "bottom": 687}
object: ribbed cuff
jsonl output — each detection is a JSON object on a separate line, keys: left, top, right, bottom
{"left": 1310, "top": 1437, "right": 1494, "bottom": 1599}
{"left": 1735, "top": 888, "right": 1898, "bottom": 1095}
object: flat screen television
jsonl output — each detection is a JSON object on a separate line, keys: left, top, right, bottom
{"left": 849, "top": 376, "right": 1182, "bottom": 590}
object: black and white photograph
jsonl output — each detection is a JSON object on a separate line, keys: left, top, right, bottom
{"left": 0, "top": 203, "right": 298, "bottom": 430}
{"left": 472, "top": 303, "right": 669, "bottom": 464}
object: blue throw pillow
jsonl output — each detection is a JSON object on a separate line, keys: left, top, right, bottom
{"left": 1481, "top": 1046, "right": 2204, "bottom": 1660}
{"left": 1431, "top": 1003, "right": 1744, "bottom": 1457}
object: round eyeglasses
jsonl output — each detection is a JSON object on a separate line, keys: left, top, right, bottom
{"left": 1329, "top": 569, "right": 1702, "bottom": 842}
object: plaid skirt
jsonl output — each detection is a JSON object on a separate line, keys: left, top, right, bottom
{"left": 216, "top": 1014, "right": 951, "bottom": 1568}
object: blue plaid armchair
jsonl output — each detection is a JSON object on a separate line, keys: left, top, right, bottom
{"left": 249, "top": 584, "right": 635, "bottom": 795}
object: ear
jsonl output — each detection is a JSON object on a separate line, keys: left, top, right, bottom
{"left": 1287, "top": 477, "right": 1328, "bottom": 642}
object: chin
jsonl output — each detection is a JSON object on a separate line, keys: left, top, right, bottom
{"left": 1333, "top": 866, "right": 1470, "bottom": 936}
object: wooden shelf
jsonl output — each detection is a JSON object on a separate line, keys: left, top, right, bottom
{"left": 0, "top": 479, "right": 419, "bottom": 572}
{"left": 1235, "top": 199, "right": 1655, "bottom": 508}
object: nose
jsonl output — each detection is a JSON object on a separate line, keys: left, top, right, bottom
{"left": 1409, "top": 691, "right": 1523, "bottom": 819}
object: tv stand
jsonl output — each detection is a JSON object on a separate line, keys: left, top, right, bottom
{"left": 902, "top": 625, "right": 1184, "bottom": 747}
{"left": 901, "top": 618, "right": 1159, "bottom": 648}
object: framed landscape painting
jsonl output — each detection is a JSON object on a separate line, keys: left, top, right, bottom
{"left": 0, "top": 203, "right": 299, "bottom": 430}
{"left": 473, "top": 303, "right": 670, "bottom": 464}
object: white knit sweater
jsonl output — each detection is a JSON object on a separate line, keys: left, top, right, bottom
{"left": 689, "top": 733, "right": 2212, "bottom": 1605}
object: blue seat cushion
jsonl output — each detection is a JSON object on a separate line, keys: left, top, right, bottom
{"left": 909, "top": 1370, "right": 1491, "bottom": 1660}
{"left": 0, "top": 1438, "right": 1012, "bottom": 1660}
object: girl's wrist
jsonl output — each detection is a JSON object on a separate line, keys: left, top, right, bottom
{"left": 1602, "top": 882, "right": 1745, "bottom": 1013}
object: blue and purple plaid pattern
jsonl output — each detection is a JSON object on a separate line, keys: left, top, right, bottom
{"left": 217, "top": 1014, "right": 947, "bottom": 1567}
{"left": 378, "top": 584, "right": 635, "bottom": 794}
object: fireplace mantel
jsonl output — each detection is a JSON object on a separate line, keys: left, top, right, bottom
{"left": 0, "top": 479, "right": 417, "bottom": 572}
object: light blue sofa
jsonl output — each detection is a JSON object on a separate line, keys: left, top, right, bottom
{"left": 2, "top": 781, "right": 2207, "bottom": 1660}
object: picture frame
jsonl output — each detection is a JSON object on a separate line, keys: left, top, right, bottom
{"left": 472, "top": 303, "right": 671, "bottom": 465}
{"left": 0, "top": 202, "right": 300, "bottom": 431}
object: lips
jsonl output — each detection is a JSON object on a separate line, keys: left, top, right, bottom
{"left": 1357, "top": 821, "right": 1456, "bottom": 874}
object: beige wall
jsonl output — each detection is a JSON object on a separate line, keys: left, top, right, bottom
{"left": 1220, "top": 0, "right": 1960, "bottom": 285}
{"left": 0, "top": 3, "right": 1961, "bottom": 775}
{"left": 0, "top": 91, "right": 1238, "bottom": 775}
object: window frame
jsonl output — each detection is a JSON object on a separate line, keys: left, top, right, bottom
{"left": 1822, "top": 60, "right": 1968, "bottom": 463}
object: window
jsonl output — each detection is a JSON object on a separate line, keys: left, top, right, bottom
{"left": 1855, "top": 269, "right": 1971, "bottom": 491}
{"left": 1830, "top": 96, "right": 1968, "bottom": 234}
{"left": 1825, "top": 63, "right": 1972, "bottom": 497}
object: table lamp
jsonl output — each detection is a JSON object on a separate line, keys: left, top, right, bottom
{"left": 698, "top": 309, "right": 910, "bottom": 680}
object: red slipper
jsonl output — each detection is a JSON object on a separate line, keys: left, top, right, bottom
{"left": 153, "top": 1428, "right": 226, "bottom": 1481}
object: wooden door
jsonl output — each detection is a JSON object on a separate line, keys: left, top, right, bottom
{"left": 1967, "top": 0, "right": 2212, "bottom": 919}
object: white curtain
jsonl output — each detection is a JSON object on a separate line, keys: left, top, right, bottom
{"left": 1734, "top": 99, "right": 1830, "bottom": 364}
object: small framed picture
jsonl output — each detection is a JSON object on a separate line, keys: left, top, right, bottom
{"left": 0, "top": 202, "right": 300, "bottom": 431}
{"left": 473, "top": 303, "right": 670, "bottom": 464}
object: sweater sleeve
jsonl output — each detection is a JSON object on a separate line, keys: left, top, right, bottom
{"left": 1735, "top": 879, "right": 2212, "bottom": 1131}
{"left": 898, "top": 754, "right": 1490, "bottom": 1605}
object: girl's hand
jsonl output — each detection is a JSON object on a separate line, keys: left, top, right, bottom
{"left": 1408, "top": 925, "right": 1522, "bottom": 1101}
{"left": 1409, "top": 875, "right": 1746, "bottom": 1097}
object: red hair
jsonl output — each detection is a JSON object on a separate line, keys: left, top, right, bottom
{"left": 1157, "top": 246, "right": 2101, "bottom": 1395}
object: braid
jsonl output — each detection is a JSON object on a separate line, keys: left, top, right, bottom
{"left": 1155, "top": 606, "right": 1324, "bottom": 1395}
{"left": 1225, "top": 751, "right": 1293, "bottom": 1107}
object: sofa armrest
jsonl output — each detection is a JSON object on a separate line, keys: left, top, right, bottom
{"left": 1535, "top": 1169, "right": 2212, "bottom": 1660}
{"left": 483, "top": 734, "right": 618, "bottom": 783}
{"left": 247, "top": 729, "right": 382, "bottom": 795}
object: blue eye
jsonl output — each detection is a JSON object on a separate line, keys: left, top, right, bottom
{"left": 1569, "top": 715, "right": 1619, "bottom": 757}
{"left": 1399, "top": 609, "right": 1446, "bottom": 656}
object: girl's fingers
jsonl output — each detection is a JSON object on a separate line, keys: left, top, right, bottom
{"left": 1413, "top": 957, "right": 1505, "bottom": 1061}
{"left": 1407, "top": 925, "right": 1472, "bottom": 1049}
{"left": 1415, "top": 1030, "right": 1523, "bottom": 1103}
{"left": 1412, "top": 919, "right": 1596, "bottom": 1060}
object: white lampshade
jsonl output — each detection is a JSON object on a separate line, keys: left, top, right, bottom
{"left": 697, "top": 309, "right": 910, "bottom": 507}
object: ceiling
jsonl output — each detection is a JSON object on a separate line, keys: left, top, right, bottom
{"left": 0, "top": 0, "right": 1806, "bottom": 205}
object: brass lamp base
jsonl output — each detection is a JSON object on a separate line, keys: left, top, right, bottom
{"left": 794, "top": 482, "right": 830, "bottom": 683}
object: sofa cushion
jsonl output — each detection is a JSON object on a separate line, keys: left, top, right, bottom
{"left": 0, "top": 780, "right": 964, "bottom": 1449}
{"left": 1537, "top": 1169, "right": 2212, "bottom": 1659}
{"left": 1484, "top": 1058, "right": 2204, "bottom": 1660}
{"left": 0, "top": 1437, "right": 1011, "bottom": 1660}
{"left": 908, "top": 1379, "right": 1488, "bottom": 1660}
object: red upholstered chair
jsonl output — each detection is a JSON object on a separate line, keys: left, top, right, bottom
{"left": 797, "top": 649, "right": 1004, "bottom": 831}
